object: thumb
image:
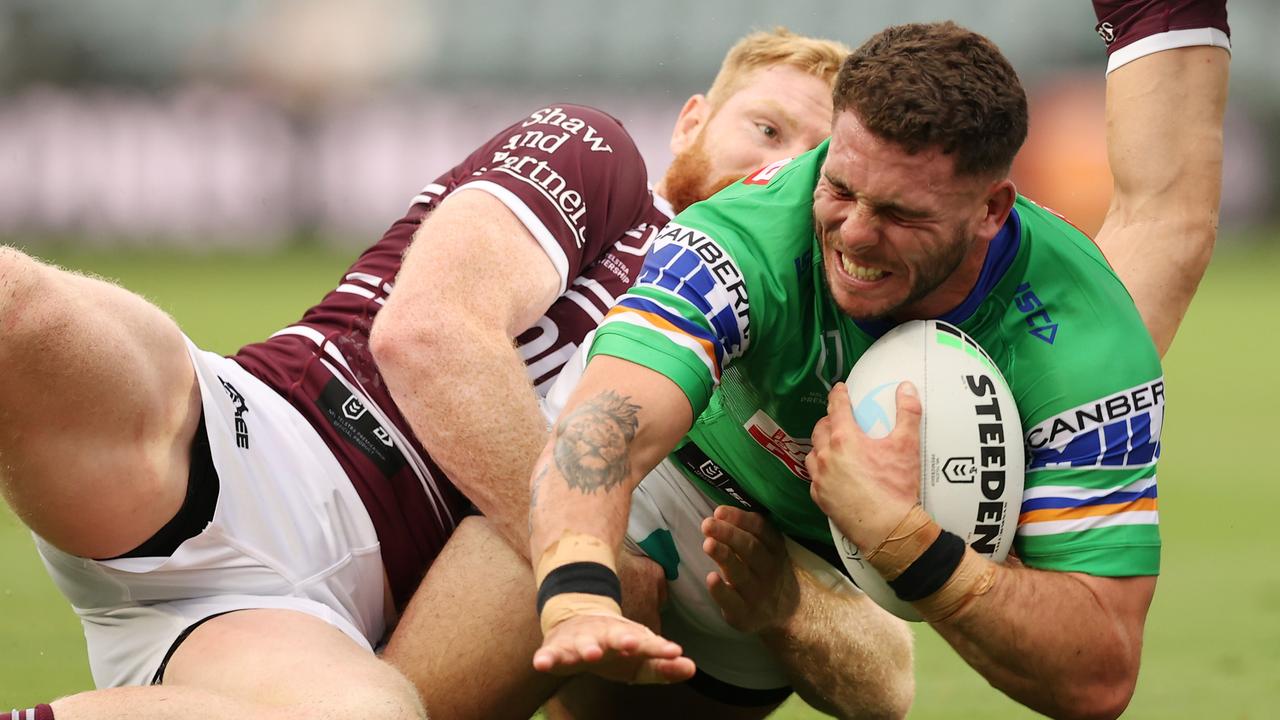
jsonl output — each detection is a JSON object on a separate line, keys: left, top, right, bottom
{"left": 891, "top": 381, "right": 922, "bottom": 444}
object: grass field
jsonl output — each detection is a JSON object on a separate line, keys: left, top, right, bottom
{"left": 2, "top": 237, "right": 1278, "bottom": 717}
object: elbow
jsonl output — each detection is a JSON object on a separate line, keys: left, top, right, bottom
{"left": 370, "top": 300, "right": 451, "bottom": 386}
{"left": 1052, "top": 665, "right": 1139, "bottom": 720}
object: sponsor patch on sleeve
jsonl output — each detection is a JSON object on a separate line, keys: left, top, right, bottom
{"left": 1026, "top": 378, "right": 1164, "bottom": 471}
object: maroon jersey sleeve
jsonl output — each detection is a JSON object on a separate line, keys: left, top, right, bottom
{"left": 1093, "top": 0, "right": 1230, "bottom": 72}
{"left": 422, "top": 104, "right": 652, "bottom": 294}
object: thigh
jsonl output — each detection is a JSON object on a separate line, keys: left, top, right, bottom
{"left": 382, "top": 515, "right": 562, "bottom": 720}
{"left": 0, "top": 247, "right": 198, "bottom": 558}
{"left": 163, "top": 609, "right": 422, "bottom": 718}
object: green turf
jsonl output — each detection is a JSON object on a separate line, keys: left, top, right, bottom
{"left": 2, "top": 239, "right": 1278, "bottom": 716}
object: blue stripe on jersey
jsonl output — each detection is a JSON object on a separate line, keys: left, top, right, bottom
{"left": 635, "top": 242, "right": 744, "bottom": 353}
{"left": 616, "top": 296, "right": 725, "bottom": 366}
{"left": 1021, "top": 484, "right": 1158, "bottom": 512}
{"left": 639, "top": 244, "right": 715, "bottom": 314}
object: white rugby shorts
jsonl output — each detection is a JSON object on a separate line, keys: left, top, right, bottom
{"left": 36, "top": 338, "right": 386, "bottom": 688}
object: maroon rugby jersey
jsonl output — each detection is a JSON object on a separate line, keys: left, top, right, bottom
{"left": 233, "top": 105, "right": 673, "bottom": 608}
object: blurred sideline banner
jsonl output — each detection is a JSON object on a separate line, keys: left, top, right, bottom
{"left": 0, "top": 84, "right": 1268, "bottom": 248}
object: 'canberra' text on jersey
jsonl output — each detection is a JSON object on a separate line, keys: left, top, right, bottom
{"left": 589, "top": 140, "right": 1163, "bottom": 578}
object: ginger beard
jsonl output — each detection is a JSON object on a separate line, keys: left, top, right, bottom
{"left": 661, "top": 129, "right": 746, "bottom": 214}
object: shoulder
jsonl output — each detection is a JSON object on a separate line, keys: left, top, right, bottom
{"left": 676, "top": 143, "right": 827, "bottom": 270}
{"left": 1000, "top": 198, "right": 1161, "bottom": 424}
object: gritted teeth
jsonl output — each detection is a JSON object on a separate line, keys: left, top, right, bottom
{"left": 839, "top": 252, "right": 886, "bottom": 281}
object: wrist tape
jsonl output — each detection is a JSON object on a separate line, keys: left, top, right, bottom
{"left": 535, "top": 532, "right": 622, "bottom": 634}
{"left": 864, "top": 503, "right": 997, "bottom": 623}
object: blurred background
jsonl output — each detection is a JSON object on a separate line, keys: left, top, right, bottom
{"left": 1, "top": 1, "right": 1277, "bottom": 718}
{"left": 0, "top": 0, "right": 1277, "bottom": 246}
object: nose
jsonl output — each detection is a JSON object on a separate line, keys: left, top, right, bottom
{"left": 839, "top": 203, "right": 880, "bottom": 254}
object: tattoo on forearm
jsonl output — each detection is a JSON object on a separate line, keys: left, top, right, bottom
{"left": 552, "top": 390, "right": 641, "bottom": 494}
{"left": 528, "top": 463, "right": 548, "bottom": 537}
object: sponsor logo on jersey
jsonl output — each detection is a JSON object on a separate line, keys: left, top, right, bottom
{"left": 218, "top": 376, "right": 250, "bottom": 449}
{"left": 1096, "top": 21, "right": 1116, "bottom": 45}
{"left": 744, "top": 410, "right": 812, "bottom": 481}
{"left": 1013, "top": 282, "right": 1058, "bottom": 345}
{"left": 315, "top": 378, "right": 405, "bottom": 478}
{"left": 520, "top": 106, "right": 614, "bottom": 153}
{"left": 1026, "top": 378, "right": 1164, "bottom": 470}
{"left": 639, "top": 223, "right": 751, "bottom": 354}
{"left": 742, "top": 156, "right": 794, "bottom": 185}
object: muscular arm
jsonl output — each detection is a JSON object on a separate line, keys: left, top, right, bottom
{"left": 1094, "top": 45, "right": 1229, "bottom": 356}
{"left": 930, "top": 563, "right": 1154, "bottom": 720}
{"left": 811, "top": 383, "right": 1153, "bottom": 719}
{"left": 371, "top": 190, "right": 561, "bottom": 556}
{"left": 528, "top": 355, "right": 692, "bottom": 570}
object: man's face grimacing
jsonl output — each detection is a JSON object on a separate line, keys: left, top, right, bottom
{"left": 663, "top": 65, "right": 833, "bottom": 213}
{"left": 812, "top": 111, "right": 1017, "bottom": 322}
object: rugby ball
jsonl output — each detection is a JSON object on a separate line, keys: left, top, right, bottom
{"left": 828, "top": 320, "right": 1023, "bottom": 621}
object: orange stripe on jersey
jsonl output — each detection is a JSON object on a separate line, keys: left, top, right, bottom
{"left": 1019, "top": 497, "right": 1158, "bottom": 525}
{"left": 604, "top": 306, "right": 720, "bottom": 379}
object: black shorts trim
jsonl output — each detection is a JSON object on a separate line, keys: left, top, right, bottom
{"left": 685, "top": 668, "right": 792, "bottom": 707}
{"left": 150, "top": 610, "right": 239, "bottom": 685}
{"left": 103, "top": 412, "right": 219, "bottom": 561}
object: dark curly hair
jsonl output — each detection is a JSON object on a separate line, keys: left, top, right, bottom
{"left": 833, "top": 22, "right": 1028, "bottom": 177}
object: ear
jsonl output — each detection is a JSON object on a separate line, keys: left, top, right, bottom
{"left": 668, "top": 94, "right": 711, "bottom": 155}
{"left": 976, "top": 178, "right": 1017, "bottom": 241}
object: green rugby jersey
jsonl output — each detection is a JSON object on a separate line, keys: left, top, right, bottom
{"left": 590, "top": 141, "right": 1162, "bottom": 577}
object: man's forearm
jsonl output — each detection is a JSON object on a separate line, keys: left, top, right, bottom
{"left": 1095, "top": 45, "right": 1228, "bottom": 356}
{"left": 927, "top": 563, "right": 1150, "bottom": 720}
{"left": 378, "top": 316, "right": 547, "bottom": 557}
{"left": 761, "top": 568, "right": 913, "bottom": 720}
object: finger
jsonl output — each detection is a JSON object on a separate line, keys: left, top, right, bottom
{"left": 705, "top": 512, "right": 766, "bottom": 560}
{"left": 715, "top": 505, "right": 785, "bottom": 554}
{"left": 626, "top": 629, "right": 684, "bottom": 660}
{"left": 811, "top": 416, "right": 831, "bottom": 449}
{"left": 706, "top": 570, "right": 748, "bottom": 621}
{"left": 891, "top": 381, "right": 922, "bottom": 444}
{"left": 574, "top": 634, "right": 605, "bottom": 663}
{"left": 533, "top": 642, "right": 576, "bottom": 673}
{"left": 702, "top": 535, "right": 754, "bottom": 585}
{"left": 633, "top": 656, "right": 698, "bottom": 684}
{"left": 827, "top": 383, "right": 861, "bottom": 437}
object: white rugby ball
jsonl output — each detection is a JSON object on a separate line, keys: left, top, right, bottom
{"left": 828, "top": 320, "right": 1024, "bottom": 621}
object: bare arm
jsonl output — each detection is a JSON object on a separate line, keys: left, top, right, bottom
{"left": 371, "top": 190, "right": 560, "bottom": 557}
{"left": 930, "top": 564, "right": 1153, "bottom": 720}
{"left": 1094, "top": 45, "right": 1229, "bottom": 356}
{"left": 528, "top": 354, "right": 696, "bottom": 681}
{"left": 810, "top": 383, "right": 1153, "bottom": 720}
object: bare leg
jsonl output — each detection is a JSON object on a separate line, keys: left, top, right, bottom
{"left": 0, "top": 247, "right": 200, "bottom": 558}
{"left": 384, "top": 515, "right": 563, "bottom": 720}
{"left": 386, "top": 515, "right": 781, "bottom": 720}
{"left": 544, "top": 677, "right": 782, "bottom": 720}
{"left": 50, "top": 610, "right": 423, "bottom": 719}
